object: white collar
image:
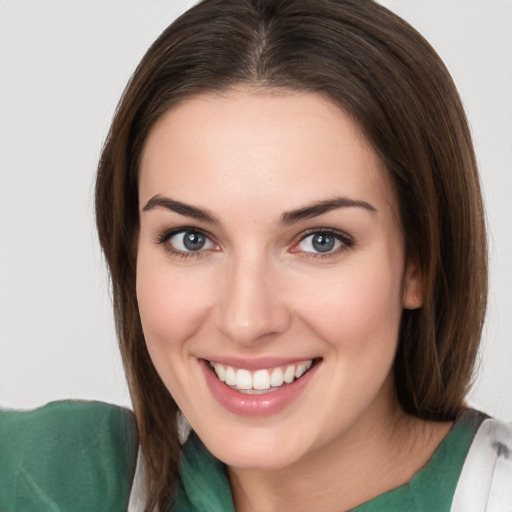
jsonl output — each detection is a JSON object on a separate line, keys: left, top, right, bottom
{"left": 451, "top": 417, "right": 512, "bottom": 511}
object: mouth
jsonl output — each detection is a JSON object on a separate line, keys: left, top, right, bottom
{"left": 207, "top": 358, "right": 320, "bottom": 394}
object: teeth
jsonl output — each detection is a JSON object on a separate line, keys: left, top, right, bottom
{"left": 225, "top": 366, "right": 237, "bottom": 386}
{"left": 270, "top": 367, "right": 284, "bottom": 387}
{"left": 295, "top": 360, "right": 312, "bottom": 379}
{"left": 253, "top": 369, "right": 271, "bottom": 390}
{"left": 284, "top": 365, "right": 295, "bottom": 383}
{"left": 214, "top": 363, "right": 226, "bottom": 382}
{"left": 210, "top": 359, "right": 314, "bottom": 392}
{"left": 236, "top": 369, "right": 252, "bottom": 390}
{"left": 238, "top": 387, "right": 280, "bottom": 395}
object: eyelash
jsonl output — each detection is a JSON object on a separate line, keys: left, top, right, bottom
{"left": 155, "top": 227, "right": 217, "bottom": 259}
{"left": 293, "top": 229, "right": 354, "bottom": 259}
{"left": 155, "top": 227, "right": 354, "bottom": 260}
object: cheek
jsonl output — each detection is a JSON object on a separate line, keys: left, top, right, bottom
{"left": 136, "top": 252, "right": 212, "bottom": 359}
{"left": 135, "top": 253, "right": 218, "bottom": 410}
{"left": 296, "top": 257, "right": 404, "bottom": 352}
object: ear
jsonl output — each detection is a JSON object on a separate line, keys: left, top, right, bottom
{"left": 402, "top": 258, "right": 423, "bottom": 310}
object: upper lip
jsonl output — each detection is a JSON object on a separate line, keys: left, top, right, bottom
{"left": 201, "top": 356, "right": 319, "bottom": 371}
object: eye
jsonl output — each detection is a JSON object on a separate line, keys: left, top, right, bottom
{"left": 294, "top": 230, "right": 352, "bottom": 256}
{"left": 158, "top": 228, "right": 217, "bottom": 256}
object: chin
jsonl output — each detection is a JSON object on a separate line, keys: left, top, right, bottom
{"left": 195, "top": 421, "right": 315, "bottom": 471}
{"left": 212, "top": 444, "right": 303, "bottom": 471}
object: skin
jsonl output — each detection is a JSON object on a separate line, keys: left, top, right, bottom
{"left": 136, "top": 88, "right": 452, "bottom": 512}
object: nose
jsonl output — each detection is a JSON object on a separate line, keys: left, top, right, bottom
{"left": 215, "top": 253, "right": 291, "bottom": 346}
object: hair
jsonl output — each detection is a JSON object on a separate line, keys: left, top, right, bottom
{"left": 95, "top": 0, "right": 487, "bottom": 509}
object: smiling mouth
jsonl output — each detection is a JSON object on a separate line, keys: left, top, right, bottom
{"left": 207, "top": 358, "right": 320, "bottom": 394}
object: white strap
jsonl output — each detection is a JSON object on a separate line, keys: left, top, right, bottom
{"left": 450, "top": 418, "right": 512, "bottom": 512}
{"left": 128, "top": 413, "right": 189, "bottom": 512}
{"left": 128, "top": 447, "right": 149, "bottom": 512}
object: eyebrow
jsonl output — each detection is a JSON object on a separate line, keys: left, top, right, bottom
{"left": 279, "top": 196, "right": 377, "bottom": 225}
{"left": 142, "top": 195, "right": 220, "bottom": 224}
{"left": 142, "top": 194, "right": 376, "bottom": 225}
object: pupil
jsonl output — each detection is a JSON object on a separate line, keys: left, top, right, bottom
{"left": 312, "top": 233, "right": 334, "bottom": 253}
{"left": 183, "top": 231, "right": 205, "bottom": 251}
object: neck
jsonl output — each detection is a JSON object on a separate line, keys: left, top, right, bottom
{"left": 227, "top": 392, "right": 452, "bottom": 512}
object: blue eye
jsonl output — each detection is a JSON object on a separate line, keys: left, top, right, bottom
{"left": 296, "top": 231, "right": 351, "bottom": 255}
{"left": 162, "top": 229, "right": 217, "bottom": 254}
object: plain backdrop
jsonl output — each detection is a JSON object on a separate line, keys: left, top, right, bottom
{"left": 0, "top": 0, "right": 511, "bottom": 419}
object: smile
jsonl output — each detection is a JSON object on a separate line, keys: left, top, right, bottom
{"left": 208, "top": 359, "right": 315, "bottom": 394}
{"left": 200, "top": 357, "right": 321, "bottom": 416}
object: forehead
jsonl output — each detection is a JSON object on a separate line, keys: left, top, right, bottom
{"left": 139, "top": 88, "right": 396, "bottom": 219}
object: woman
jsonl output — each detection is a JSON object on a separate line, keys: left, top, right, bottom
{"left": 1, "top": 0, "right": 510, "bottom": 511}
{"left": 96, "top": 0, "right": 508, "bottom": 509}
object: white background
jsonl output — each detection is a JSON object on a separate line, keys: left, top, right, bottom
{"left": 0, "top": 1, "right": 511, "bottom": 419}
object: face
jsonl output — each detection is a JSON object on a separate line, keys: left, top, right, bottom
{"left": 136, "top": 89, "right": 420, "bottom": 470}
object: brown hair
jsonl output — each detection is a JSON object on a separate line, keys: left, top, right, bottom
{"left": 95, "top": 0, "right": 487, "bottom": 509}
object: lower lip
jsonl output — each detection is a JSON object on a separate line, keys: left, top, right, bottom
{"left": 199, "top": 359, "right": 320, "bottom": 417}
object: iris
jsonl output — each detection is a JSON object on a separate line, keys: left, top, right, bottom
{"left": 183, "top": 231, "right": 206, "bottom": 251}
{"left": 312, "top": 233, "right": 335, "bottom": 253}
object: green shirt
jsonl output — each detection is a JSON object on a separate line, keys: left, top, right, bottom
{"left": 174, "top": 409, "right": 486, "bottom": 512}
{"left": 0, "top": 400, "right": 138, "bottom": 512}
{"left": 0, "top": 401, "right": 485, "bottom": 511}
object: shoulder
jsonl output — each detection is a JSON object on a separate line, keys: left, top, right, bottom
{"left": 0, "top": 400, "right": 138, "bottom": 512}
{"left": 0, "top": 398, "right": 135, "bottom": 427}
{"left": 451, "top": 415, "right": 512, "bottom": 512}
